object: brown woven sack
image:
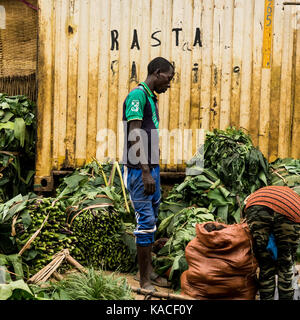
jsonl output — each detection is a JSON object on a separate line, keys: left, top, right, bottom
{"left": 0, "top": 0, "right": 37, "bottom": 100}
{"left": 181, "top": 221, "right": 258, "bottom": 300}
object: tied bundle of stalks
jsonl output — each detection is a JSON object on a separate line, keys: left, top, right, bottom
{"left": 56, "top": 160, "right": 136, "bottom": 272}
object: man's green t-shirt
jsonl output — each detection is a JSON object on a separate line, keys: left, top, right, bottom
{"left": 122, "top": 82, "right": 160, "bottom": 168}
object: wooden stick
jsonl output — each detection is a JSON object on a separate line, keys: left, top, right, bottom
{"left": 18, "top": 213, "right": 49, "bottom": 256}
{"left": 34, "top": 257, "right": 65, "bottom": 283}
{"left": 271, "top": 168, "right": 288, "bottom": 184}
{"left": 130, "top": 286, "right": 196, "bottom": 301}
{"left": 11, "top": 213, "right": 20, "bottom": 236}
{"left": 28, "top": 252, "right": 66, "bottom": 284}
{"left": 115, "top": 161, "right": 130, "bottom": 213}
{"left": 69, "top": 203, "right": 112, "bottom": 228}
{"left": 28, "top": 250, "right": 68, "bottom": 283}
{"left": 65, "top": 253, "right": 87, "bottom": 273}
{"left": 52, "top": 271, "right": 64, "bottom": 281}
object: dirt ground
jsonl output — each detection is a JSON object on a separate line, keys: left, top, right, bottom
{"left": 61, "top": 263, "right": 300, "bottom": 300}
{"left": 109, "top": 263, "right": 300, "bottom": 300}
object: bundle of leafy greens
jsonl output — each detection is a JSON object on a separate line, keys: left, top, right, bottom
{"left": 0, "top": 160, "right": 137, "bottom": 277}
{"left": 0, "top": 256, "right": 134, "bottom": 300}
{"left": 56, "top": 160, "right": 130, "bottom": 218}
{"left": 153, "top": 207, "right": 215, "bottom": 288}
{"left": 158, "top": 128, "right": 270, "bottom": 226}
{"left": 0, "top": 94, "right": 36, "bottom": 202}
{"left": 0, "top": 253, "right": 44, "bottom": 300}
{"left": 0, "top": 193, "right": 37, "bottom": 255}
{"left": 29, "top": 268, "right": 134, "bottom": 300}
{"left": 159, "top": 168, "right": 240, "bottom": 225}
{"left": 201, "top": 127, "right": 270, "bottom": 195}
{"left": 270, "top": 158, "right": 300, "bottom": 193}
{"left": 55, "top": 160, "right": 136, "bottom": 272}
{"left": 269, "top": 158, "right": 300, "bottom": 261}
{"left": 154, "top": 127, "right": 271, "bottom": 287}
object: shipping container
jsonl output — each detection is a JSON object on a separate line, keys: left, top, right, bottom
{"left": 34, "top": 0, "right": 300, "bottom": 191}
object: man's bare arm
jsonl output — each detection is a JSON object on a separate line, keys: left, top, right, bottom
{"left": 128, "top": 120, "right": 155, "bottom": 195}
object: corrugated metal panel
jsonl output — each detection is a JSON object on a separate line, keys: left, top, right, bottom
{"left": 34, "top": 0, "right": 300, "bottom": 191}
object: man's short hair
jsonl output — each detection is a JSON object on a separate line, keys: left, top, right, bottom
{"left": 147, "top": 57, "right": 174, "bottom": 75}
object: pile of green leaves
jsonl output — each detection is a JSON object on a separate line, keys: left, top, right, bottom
{"left": 0, "top": 254, "right": 133, "bottom": 300}
{"left": 154, "top": 128, "right": 271, "bottom": 287}
{"left": 0, "top": 193, "right": 37, "bottom": 255}
{"left": 0, "top": 279, "right": 41, "bottom": 300}
{"left": 70, "top": 207, "right": 135, "bottom": 272}
{"left": 0, "top": 161, "right": 136, "bottom": 277}
{"left": 0, "top": 253, "right": 44, "bottom": 300}
{"left": 201, "top": 127, "right": 270, "bottom": 195}
{"left": 55, "top": 160, "right": 136, "bottom": 272}
{"left": 158, "top": 128, "right": 270, "bottom": 226}
{"left": 1, "top": 195, "right": 78, "bottom": 277}
{"left": 0, "top": 94, "right": 36, "bottom": 202}
{"left": 159, "top": 168, "right": 241, "bottom": 225}
{"left": 270, "top": 158, "right": 300, "bottom": 194}
{"left": 29, "top": 268, "right": 134, "bottom": 300}
{"left": 56, "top": 160, "right": 131, "bottom": 218}
{"left": 269, "top": 158, "right": 300, "bottom": 261}
{"left": 153, "top": 207, "right": 215, "bottom": 288}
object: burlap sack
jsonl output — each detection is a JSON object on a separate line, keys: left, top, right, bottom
{"left": 181, "top": 221, "right": 258, "bottom": 300}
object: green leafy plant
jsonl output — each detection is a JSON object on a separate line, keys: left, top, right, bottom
{"left": 154, "top": 207, "right": 215, "bottom": 288}
{"left": 0, "top": 279, "right": 39, "bottom": 300}
{"left": 30, "top": 268, "right": 134, "bottom": 300}
{"left": 0, "top": 94, "right": 36, "bottom": 203}
{"left": 2, "top": 161, "right": 136, "bottom": 277}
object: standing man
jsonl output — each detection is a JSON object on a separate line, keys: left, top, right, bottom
{"left": 122, "top": 57, "right": 174, "bottom": 291}
{"left": 244, "top": 185, "right": 300, "bottom": 300}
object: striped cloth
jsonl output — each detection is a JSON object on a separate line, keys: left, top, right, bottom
{"left": 245, "top": 186, "right": 300, "bottom": 223}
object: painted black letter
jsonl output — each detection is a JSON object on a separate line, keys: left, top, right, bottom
{"left": 131, "top": 29, "right": 140, "bottom": 50}
{"left": 151, "top": 30, "right": 161, "bottom": 47}
{"left": 111, "top": 30, "right": 119, "bottom": 50}
{"left": 193, "top": 28, "right": 202, "bottom": 47}
{"left": 130, "top": 61, "right": 137, "bottom": 81}
{"left": 172, "top": 28, "right": 182, "bottom": 46}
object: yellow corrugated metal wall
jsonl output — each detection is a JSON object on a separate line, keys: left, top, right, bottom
{"left": 34, "top": 0, "right": 300, "bottom": 191}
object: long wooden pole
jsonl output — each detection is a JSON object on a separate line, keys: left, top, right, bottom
{"left": 130, "top": 286, "right": 196, "bottom": 301}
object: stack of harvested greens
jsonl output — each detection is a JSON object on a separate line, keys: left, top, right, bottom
{"left": 56, "top": 160, "right": 130, "bottom": 217}
{"left": 1, "top": 195, "right": 78, "bottom": 276}
{"left": 0, "top": 193, "right": 37, "bottom": 255}
{"left": 197, "top": 127, "right": 270, "bottom": 195}
{"left": 0, "top": 94, "right": 36, "bottom": 202}
{"left": 1, "top": 161, "right": 136, "bottom": 277}
{"left": 0, "top": 258, "right": 134, "bottom": 300}
{"left": 68, "top": 206, "right": 135, "bottom": 272}
{"left": 270, "top": 158, "right": 300, "bottom": 194}
{"left": 153, "top": 207, "right": 215, "bottom": 287}
{"left": 154, "top": 127, "right": 271, "bottom": 287}
{"left": 269, "top": 158, "right": 300, "bottom": 261}
{"left": 159, "top": 168, "right": 240, "bottom": 225}
{"left": 56, "top": 160, "right": 136, "bottom": 272}
{"left": 159, "top": 128, "right": 271, "bottom": 226}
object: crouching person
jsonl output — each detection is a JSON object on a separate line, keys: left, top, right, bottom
{"left": 244, "top": 185, "right": 300, "bottom": 300}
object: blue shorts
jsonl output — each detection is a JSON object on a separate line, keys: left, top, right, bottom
{"left": 122, "top": 166, "right": 161, "bottom": 246}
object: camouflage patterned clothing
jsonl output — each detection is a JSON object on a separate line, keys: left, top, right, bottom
{"left": 245, "top": 205, "right": 300, "bottom": 300}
